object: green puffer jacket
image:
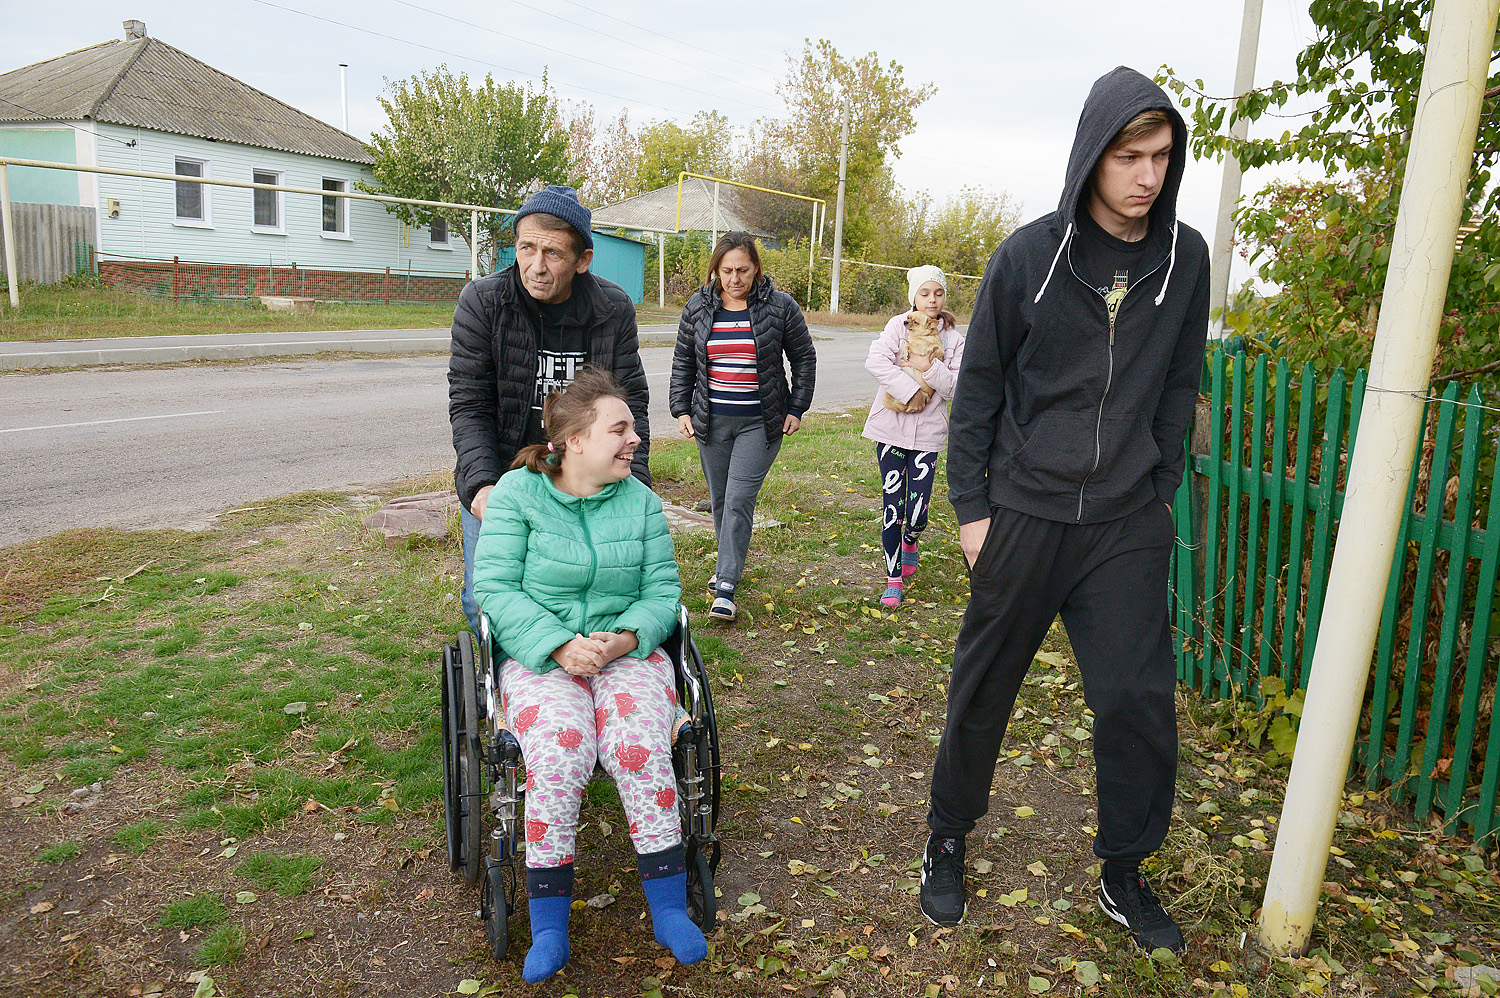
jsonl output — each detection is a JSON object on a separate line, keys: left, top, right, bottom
{"left": 472, "top": 466, "right": 682, "bottom": 674}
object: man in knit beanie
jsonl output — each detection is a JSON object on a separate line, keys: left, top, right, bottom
{"left": 448, "top": 184, "right": 651, "bottom": 637}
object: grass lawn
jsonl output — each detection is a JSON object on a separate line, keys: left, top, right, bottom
{"left": 0, "top": 417, "right": 1494, "bottom": 997}
{"left": 0, "top": 287, "right": 890, "bottom": 343}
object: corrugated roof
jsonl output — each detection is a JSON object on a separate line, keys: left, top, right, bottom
{"left": 592, "top": 178, "right": 768, "bottom": 235}
{"left": 0, "top": 34, "right": 372, "bottom": 165}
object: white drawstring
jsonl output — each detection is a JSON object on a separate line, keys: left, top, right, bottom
{"left": 1033, "top": 222, "right": 1073, "bottom": 304}
{"left": 1154, "top": 221, "right": 1179, "bottom": 306}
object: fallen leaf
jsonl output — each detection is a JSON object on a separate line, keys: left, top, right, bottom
{"left": 234, "top": 891, "right": 257, "bottom": 904}
{"left": 456, "top": 982, "right": 482, "bottom": 995}
{"left": 1014, "top": 806, "right": 1036, "bottom": 818}
{"left": 30, "top": 901, "right": 53, "bottom": 914}
{"left": 283, "top": 702, "right": 309, "bottom": 714}
{"left": 585, "top": 894, "right": 616, "bottom": 909}
{"left": 1027, "top": 861, "right": 1048, "bottom": 876}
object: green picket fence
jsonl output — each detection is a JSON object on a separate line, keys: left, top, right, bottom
{"left": 1169, "top": 348, "right": 1500, "bottom": 842}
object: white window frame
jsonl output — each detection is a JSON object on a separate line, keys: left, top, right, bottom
{"left": 251, "top": 167, "right": 285, "bottom": 234}
{"left": 173, "top": 156, "right": 212, "bottom": 228}
{"left": 321, "top": 176, "right": 350, "bottom": 239}
{"left": 428, "top": 216, "right": 454, "bottom": 250}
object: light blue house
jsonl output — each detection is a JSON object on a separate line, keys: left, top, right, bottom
{"left": 0, "top": 21, "right": 646, "bottom": 301}
{"left": 0, "top": 21, "right": 471, "bottom": 293}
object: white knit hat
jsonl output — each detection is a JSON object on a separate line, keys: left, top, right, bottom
{"left": 907, "top": 265, "right": 947, "bottom": 307}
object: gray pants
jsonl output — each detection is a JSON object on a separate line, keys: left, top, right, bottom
{"left": 697, "top": 414, "right": 782, "bottom": 594}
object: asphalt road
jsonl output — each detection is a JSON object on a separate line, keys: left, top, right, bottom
{"left": 0, "top": 334, "right": 880, "bottom": 547}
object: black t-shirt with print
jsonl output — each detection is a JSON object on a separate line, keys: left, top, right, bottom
{"left": 1074, "top": 209, "right": 1151, "bottom": 337}
{"left": 523, "top": 296, "right": 588, "bottom": 446}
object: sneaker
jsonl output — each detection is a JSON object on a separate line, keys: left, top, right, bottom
{"left": 900, "top": 539, "right": 919, "bottom": 578}
{"left": 1097, "top": 874, "right": 1184, "bottom": 952}
{"left": 879, "top": 578, "right": 903, "bottom": 608}
{"left": 919, "top": 835, "right": 966, "bottom": 926}
{"left": 709, "top": 596, "right": 736, "bottom": 622}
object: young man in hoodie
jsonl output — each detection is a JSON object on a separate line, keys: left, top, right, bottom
{"left": 919, "top": 67, "right": 1209, "bottom": 953}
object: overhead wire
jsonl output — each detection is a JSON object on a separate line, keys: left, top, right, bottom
{"left": 383, "top": 0, "right": 782, "bottom": 115}
{"left": 544, "top": 0, "right": 778, "bottom": 78}
{"left": 0, "top": 96, "right": 137, "bottom": 146}
{"left": 247, "top": 0, "right": 693, "bottom": 114}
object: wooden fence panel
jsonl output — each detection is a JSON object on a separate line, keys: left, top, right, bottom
{"left": 0, "top": 202, "right": 97, "bottom": 284}
{"left": 1177, "top": 350, "right": 1500, "bottom": 842}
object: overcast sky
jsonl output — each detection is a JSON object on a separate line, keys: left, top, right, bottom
{"left": 10, "top": 0, "right": 1325, "bottom": 285}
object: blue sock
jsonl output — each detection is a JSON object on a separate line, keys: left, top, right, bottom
{"left": 523, "top": 866, "right": 573, "bottom": 983}
{"left": 638, "top": 847, "right": 707, "bottom": 965}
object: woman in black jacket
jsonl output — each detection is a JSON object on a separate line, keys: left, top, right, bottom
{"left": 669, "top": 232, "right": 816, "bottom": 622}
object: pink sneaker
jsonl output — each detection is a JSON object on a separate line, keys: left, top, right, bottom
{"left": 879, "top": 577, "right": 903, "bottom": 608}
{"left": 900, "top": 539, "right": 919, "bottom": 578}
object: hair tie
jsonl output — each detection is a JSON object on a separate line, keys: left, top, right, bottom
{"left": 547, "top": 442, "right": 555, "bottom": 452}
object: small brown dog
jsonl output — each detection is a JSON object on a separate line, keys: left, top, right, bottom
{"left": 881, "top": 311, "right": 945, "bottom": 413}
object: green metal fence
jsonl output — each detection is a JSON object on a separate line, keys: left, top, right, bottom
{"left": 1170, "top": 348, "right": 1500, "bottom": 842}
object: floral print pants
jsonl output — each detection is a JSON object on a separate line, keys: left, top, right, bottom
{"left": 500, "top": 648, "right": 681, "bottom": 868}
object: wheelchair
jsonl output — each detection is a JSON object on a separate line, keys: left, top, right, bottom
{"left": 440, "top": 604, "right": 722, "bottom": 961}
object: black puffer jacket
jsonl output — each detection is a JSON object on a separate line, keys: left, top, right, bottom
{"left": 449, "top": 267, "right": 650, "bottom": 509}
{"left": 669, "top": 276, "right": 816, "bottom": 443}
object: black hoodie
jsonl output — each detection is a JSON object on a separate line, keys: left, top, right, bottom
{"left": 948, "top": 66, "right": 1210, "bottom": 526}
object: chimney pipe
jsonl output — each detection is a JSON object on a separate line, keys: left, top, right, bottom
{"left": 339, "top": 64, "right": 349, "bottom": 132}
{"left": 123, "top": 19, "right": 147, "bottom": 40}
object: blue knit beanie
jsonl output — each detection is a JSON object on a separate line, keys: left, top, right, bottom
{"left": 513, "top": 185, "right": 593, "bottom": 251}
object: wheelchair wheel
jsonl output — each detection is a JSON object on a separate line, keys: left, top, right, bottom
{"left": 482, "top": 859, "right": 512, "bottom": 960}
{"left": 458, "top": 631, "right": 485, "bottom": 887}
{"left": 441, "top": 641, "right": 463, "bottom": 873}
{"left": 690, "top": 639, "right": 722, "bottom": 833}
{"left": 685, "top": 843, "right": 716, "bottom": 930}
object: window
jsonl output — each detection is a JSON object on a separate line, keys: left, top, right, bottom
{"left": 429, "top": 217, "right": 451, "bottom": 248}
{"left": 252, "top": 169, "right": 283, "bottom": 231}
{"left": 322, "top": 178, "right": 348, "bottom": 236}
{"left": 174, "top": 157, "right": 209, "bottom": 224}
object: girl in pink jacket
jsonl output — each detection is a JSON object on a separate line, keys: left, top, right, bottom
{"left": 862, "top": 266, "right": 966, "bottom": 608}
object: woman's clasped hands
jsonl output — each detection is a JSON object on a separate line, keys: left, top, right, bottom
{"left": 551, "top": 630, "right": 639, "bottom": 676}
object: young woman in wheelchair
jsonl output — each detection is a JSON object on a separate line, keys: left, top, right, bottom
{"left": 472, "top": 365, "right": 707, "bottom": 983}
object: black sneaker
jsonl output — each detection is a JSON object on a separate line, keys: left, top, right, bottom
{"left": 1097, "top": 874, "right": 1184, "bottom": 952}
{"left": 919, "top": 835, "right": 966, "bottom": 926}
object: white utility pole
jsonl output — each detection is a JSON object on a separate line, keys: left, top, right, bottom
{"left": 711, "top": 181, "right": 720, "bottom": 247}
{"left": 830, "top": 99, "right": 850, "bottom": 314}
{"left": 1257, "top": 0, "right": 1500, "bottom": 957}
{"left": 1209, "top": 0, "right": 1265, "bottom": 334}
{"left": 0, "top": 165, "right": 17, "bottom": 308}
{"left": 658, "top": 233, "right": 666, "bottom": 308}
{"left": 470, "top": 210, "right": 479, "bottom": 280}
{"left": 339, "top": 64, "right": 349, "bottom": 132}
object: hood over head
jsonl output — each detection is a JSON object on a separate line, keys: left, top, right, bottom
{"left": 1058, "top": 66, "right": 1187, "bottom": 233}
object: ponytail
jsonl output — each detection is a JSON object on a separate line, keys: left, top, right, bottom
{"left": 506, "top": 365, "right": 629, "bottom": 478}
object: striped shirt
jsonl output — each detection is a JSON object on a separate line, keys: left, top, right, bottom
{"left": 706, "top": 308, "right": 760, "bottom": 417}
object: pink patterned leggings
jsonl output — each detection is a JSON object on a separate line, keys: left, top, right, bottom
{"left": 501, "top": 649, "right": 681, "bottom": 868}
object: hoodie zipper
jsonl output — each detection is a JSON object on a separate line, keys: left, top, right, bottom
{"left": 1065, "top": 244, "right": 1170, "bottom": 522}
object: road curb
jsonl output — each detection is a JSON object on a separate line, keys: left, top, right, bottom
{"left": 1, "top": 330, "right": 681, "bottom": 370}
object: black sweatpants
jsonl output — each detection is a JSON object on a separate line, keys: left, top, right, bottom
{"left": 927, "top": 501, "right": 1178, "bottom": 862}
